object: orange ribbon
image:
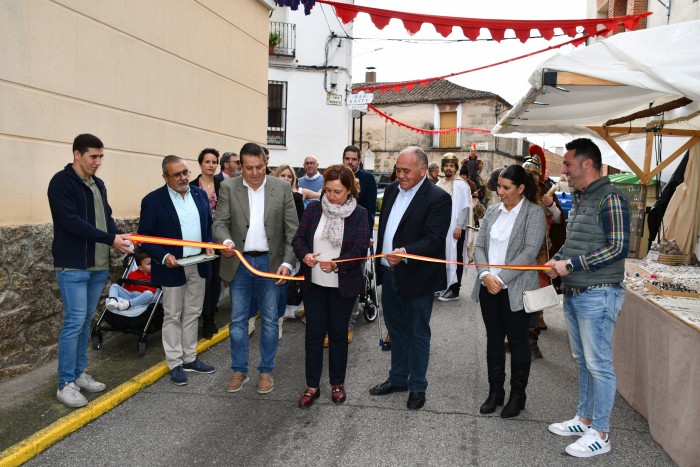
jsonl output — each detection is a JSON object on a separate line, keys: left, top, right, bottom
{"left": 131, "top": 234, "right": 550, "bottom": 275}
{"left": 130, "top": 234, "right": 303, "bottom": 281}
{"left": 331, "top": 252, "right": 549, "bottom": 270}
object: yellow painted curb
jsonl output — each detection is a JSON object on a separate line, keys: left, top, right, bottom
{"left": 0, "top": 327, "right": 230, "bottom": 467}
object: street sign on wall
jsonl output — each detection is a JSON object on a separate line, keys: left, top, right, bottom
{"left": 347, "top": 91, "right": 373, "bottom": 111}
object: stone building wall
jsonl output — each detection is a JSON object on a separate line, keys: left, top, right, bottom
{"left": 0, "top": 218, "right": 139, "bottom": 382}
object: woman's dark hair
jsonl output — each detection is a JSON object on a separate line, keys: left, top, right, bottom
{"left": 498, "top": 164, "right": 537, "bottom": 203}
{"left": 198, "top": 148, "right": 220, "bottom": 165}
{"left": 323, "top": 164, "right": 359, "bottom": 197}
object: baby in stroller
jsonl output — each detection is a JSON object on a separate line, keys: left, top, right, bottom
{"left": 105, "top": 249, "right": 156, "bottom": 315}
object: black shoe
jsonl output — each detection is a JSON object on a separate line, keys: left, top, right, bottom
{"left": 369, "top": 380, "right": 408, "bottom": 396}
{"left": 479, "top": 387, "right": 505, "bottom": 414}
{"left": 437, "top": 289, "right": 460, "bottom": 302}
{"left": 500, "top": 391, "right": 526, "bottom": 418}
{"left": 407, "top": 391, "right": 426, "bottom": 410}
{"left": 182, "top": 358, "right": 215, "bottom": 374}
{"left": 381, "top": 340, "right": 392, "bottom": 351}
{"left": 203, "top": 320, "right": 218, "bottom": 339}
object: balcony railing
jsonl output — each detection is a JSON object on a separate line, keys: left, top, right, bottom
{"left": 269, "top": 21, "right": 296, "bottom": 58}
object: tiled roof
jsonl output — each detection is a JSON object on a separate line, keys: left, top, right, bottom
{"left": 351, "top": 79, "right": 509, "bottom": 106}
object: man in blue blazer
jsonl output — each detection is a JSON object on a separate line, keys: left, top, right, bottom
{"left": 138, "top": 155, "right": 215, "bottom": 386}
{"left": 370, "top": 146, "right": 451, "bottom": 410}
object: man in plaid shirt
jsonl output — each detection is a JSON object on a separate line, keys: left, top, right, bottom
{"left": 545, "top": 138, "right": 630, "bottom": 458}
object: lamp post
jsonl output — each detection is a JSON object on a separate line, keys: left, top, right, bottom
{"left": 494, "top": 103, "right": 502, "bottom": 152}
{"left": 351, "top": 110, "right": 366, "bottom": 168}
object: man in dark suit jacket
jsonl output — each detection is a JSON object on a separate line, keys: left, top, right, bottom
{"left": 369, "top": 146, "right": 451, "bottom": 410}
{"left": 138, "top": 155, "right": 215, "bottom": 386}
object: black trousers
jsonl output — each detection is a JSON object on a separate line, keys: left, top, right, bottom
{"left": 201, "top": 255, "right": 221, "bottom": 320}
{"left": 304, "top": 283, "right": 356, "bottom": 387}
{"left": 478, "top": 286, "right": 530, "bottom": 363}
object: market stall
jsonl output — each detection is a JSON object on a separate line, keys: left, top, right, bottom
{"left": 620, "top": 261, "right": 700, "bottom": 467}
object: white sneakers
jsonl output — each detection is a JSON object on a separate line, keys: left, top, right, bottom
{"left": 548, "top": 415, "right": 590, "bottom": 436}
{"left": 550, "top": 416, "right": 611, "bottom": 458}
{"left": 105, "top": 297, "right": 130, "bottom": 311}
{"left": 565, "top": 428, "right": 611, "bottom": 458}
{"left": 76, "top": 371, "right": 107, "bottom": 392}
{"left": 57, "top": 373, "right": 107, "bottom": 408}
{"left": 56, "top": 382, "right": 88, "bottom": 408}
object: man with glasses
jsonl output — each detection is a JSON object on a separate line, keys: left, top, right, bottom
{"left": 138, "top": 155, "right": 216, "bottom": 386}
{"left": 299, "top": 155, "right": 323, "bottom": 206}
{"left": 216, "top": 152, "right": 241, "bottom": 181}
{"left": 48, "top": 133, "right": 133, "bottom": 408}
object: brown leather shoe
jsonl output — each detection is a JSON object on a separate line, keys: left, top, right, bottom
{"left": 226, "top": 371, "right": 249, "bottom": 393}
{"left": 347, "top": 330, "right": 354, "bottom": 344}
{"left": 257, "top": 373, "right": 274, "bottom": 394}
{"left": 323, "top": 334, "right": 329, "bottom": 348}
{"left": 298, "top": 388, "right": 320, "bottom": 408}
{"left": 331, "top": 384, "right": 347, "bottom": 404}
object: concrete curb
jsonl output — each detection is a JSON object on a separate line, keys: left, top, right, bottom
{"left": 0, "top": 328, "right": 230, "bottom": 467}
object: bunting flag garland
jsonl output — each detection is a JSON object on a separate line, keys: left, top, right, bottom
{"left": 367, "top": 104, "right": 491, "bottom": 135}
{"left": 353, "top": 34, "right": 588, "bottom": 94}
{"left": 279, "top": 0, "right": 651, "bottom": 44}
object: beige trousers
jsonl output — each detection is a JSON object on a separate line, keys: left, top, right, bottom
{"left": 161, "top": 265, "right": 205, "bottom": 369}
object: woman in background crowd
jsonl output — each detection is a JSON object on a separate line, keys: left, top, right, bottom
{"left": 190, "top": 148, "right": 221, "bottom": 339}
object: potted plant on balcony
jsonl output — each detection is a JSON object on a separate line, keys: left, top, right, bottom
{"left": 268, "top": 31, "right": 281, "bottom": 54}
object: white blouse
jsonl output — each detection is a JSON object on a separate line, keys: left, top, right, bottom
{"left": 311, "top": 213, "right": 342, "bottom": 288}
{"left": 481, "top": 197, "right": 525, "bottom": 287}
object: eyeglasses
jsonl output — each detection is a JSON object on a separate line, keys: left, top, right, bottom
{"left": 304, "top": 161, "right": 317, "bottom": 165}
{"left": 169, "top": 169, "right": 191, "bottom": 179}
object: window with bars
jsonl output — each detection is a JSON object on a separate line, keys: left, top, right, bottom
{"left": 268, "top": 81, "right": 288, "bottom": 146}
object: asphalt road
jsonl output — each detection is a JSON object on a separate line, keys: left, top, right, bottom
{"left": 8, "top": 268, "right": 676, "bottom": 466}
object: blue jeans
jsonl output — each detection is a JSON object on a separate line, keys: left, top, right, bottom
{"left": 563, "top": 285, "right": 625, "bottom": 433}
{"left": 229, "top": 255, "right": 279, "bottom": 375}
{"left": 380, "top": 268, "right": 434, "bottom": 392}
{"left": 249, "top": 281, "right": 287, "bottom": 319}
{"left": 56, "top": 269, "right": 109, "bottom": 388}
{"left": 108, "top": 283, "right": 154, "bottom": 308}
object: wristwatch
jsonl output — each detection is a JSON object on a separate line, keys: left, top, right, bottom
{"left": 565, "top": 259, "right": 574, "bottom": 272}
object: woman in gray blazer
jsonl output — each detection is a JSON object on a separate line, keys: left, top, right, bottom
{"left": 471, "top": 165, "right": 546, "bottom": 418}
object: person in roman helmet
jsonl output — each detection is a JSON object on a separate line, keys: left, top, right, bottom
{"left": 521, "top": 144, "right": 566, "bottom": 359}
{"left": 463, "top": 143, "right": 486, "bottom": 205}
{"left": 436, "top": 153, "right": 472, "bottom": 301}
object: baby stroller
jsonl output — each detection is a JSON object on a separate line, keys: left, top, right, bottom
{"left": 91, "top": 254, "right": 163, "bottom": 357}
{"left": 358, "top": 246, "right": 380, "bottom": 323}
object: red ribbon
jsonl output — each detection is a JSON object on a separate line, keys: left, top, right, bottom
{"left": 367, "top": 104, "right": 491, "bottom": 135}
{"left": 354, "top": 34, "right": 589, "bottom": 95}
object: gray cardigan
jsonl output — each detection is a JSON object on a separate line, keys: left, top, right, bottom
{"left": 470, "top": 199, "right": 546, "bottom": 311}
